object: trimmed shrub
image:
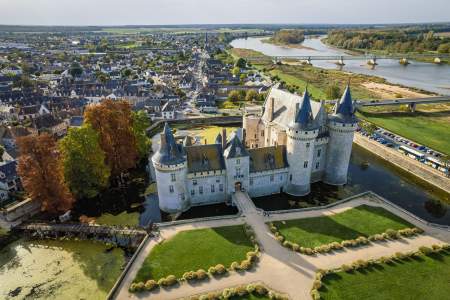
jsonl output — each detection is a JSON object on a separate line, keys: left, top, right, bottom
{"left": 246, "top": 284, "right": 256, "bottom": 293}
{"left": 276, "top": 235, "right": 285, "bottom": 243}
{"left": 441, "top": 244, "right": 450, "bottom": 250}
{"left": 246, "top": 251, "right": 257, "bottom": 261}
{"left": 432, "top": 244, "right": 442, "bottom": 251}
{"left": 283, "top": 240, "right": 292, "bottom": 248}
{"left": 312, "top": 279, "right": 322, "bottom": 289}
{"left": 254, "top": 284, "right": 268, "bottom": 295}
{"left": 412, "top": 227, "right": 424, "bottom": 234}
{"left": 330, "top": 241, "right": 343, "bottom": 250}
{"left": 208, "top": 266, "right": 217, "bottom": 275}
{"left": 341, "top": 240, "right": 352, "bottom": 247}
{"left": 196, "top": 269, "right": 208, "bottom": 280}
{"left": 240, "top": 259, "right": 252, "bottom": 270}
{"left": 385, "top": 229, "right": 400, "bottom": 239}
{"left": 230, "top": 261, "right": 240, "bottom": 271}
{"left": 292, "top": 243, "right": 300, "bottom": 252}
{"left": 183, "top": 271, "right": 197, "bottom": 281}
{"left": 133, "top": 281, "right": 145, "bottom": 292}
{"left": 382, "top": 232, "right": 390, "bottom": 239}
{"left": 310, "top": 288, "right": 321, "bottom": 300}
{"left": 144, "top": 279, "right": 158, "bottom": 291}
{"left": 356, "top": 236, "right": 369, "bottom": 245}
{"left": 235, "top": 285, "right": 248, "bottom": 296}
{"left": 394, "top": 252, "right": 407, "bottom": 260}
{"left": 419, "top": 246, "right": 434, "bottom": 256}
{"left": 222, "top": 288, "right": 234, "bottom": 299}
{"left": 341, "top": 264, "right": 353, "bottom": 272}
{"left": 165, "top": 275, "right": 177, "bottom": 286}
{"left": 215, "top": 264, "right": 226, "bottom": 274}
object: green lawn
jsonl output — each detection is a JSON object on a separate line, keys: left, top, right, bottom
{"left": 320, "top": 250, "right": 450, "bottom": 299}
{"left": 358, "top": 109, "right": 450, "bottom": 156}
{"left": 134, "top": 225, "right": 254, "bottom": 282}
{"left": 274, "top": 205, "right": 412, "bottom": 248}
{"left": 95, "top": 211, "right": 140, "bottom": 227}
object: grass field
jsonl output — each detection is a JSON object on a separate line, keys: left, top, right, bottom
{"left": 274, "top": 205, "right": 412, "bottom": 248}
{"left": 358, "top": 108, "right": 450, "bottom": 156}
{"left": 184, "top": 125, "right": 238, "bottom": 145}
{"left": 134, "top": 225, "right": 254, "bottom": 282}
{"left": 320, "top": 250, "right": 450, "bottom": 300}
{"left": 95, "top": 211, "right": 140, "bottom": 227}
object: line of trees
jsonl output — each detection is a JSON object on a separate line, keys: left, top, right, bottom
{"left": 327, "top": 30, "right": 450, "bottom": 54}
{"left": 17, "top": 100, "right": 151, "bottom": 214}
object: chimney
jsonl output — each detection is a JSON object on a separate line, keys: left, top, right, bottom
{"left": 268, "top": 97, "right": 275, "bottom": 122}
{"left": 222, "top": 128, "right": 227, "bottom": 150}
{"left": 295, "top": 102, "right": 300, "bottom": 117}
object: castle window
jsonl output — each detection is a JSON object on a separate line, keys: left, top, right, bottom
{"left": 317, "top": 149, "right": 321, "bottom": 157}
{"left": 306, "top": 142, "right": 310, "bottom": 148}
{"left": 270, "top": 175, "right": 274, "bottom": 182}
{"left": 180, "top": 193, "right": 185, "bottom": 200}
{"left": 191, "top": 189, "right": 195, "bottom": 196}
{"left": 199, "top": 186, "right": 203, "bottom": 194}
{"left": 216, "top": 178, "right": 220, "bottom": 183}
{"left": 171, "top": 173, "right": 176, "bottom": 182}
{"left": 254, "top": 134, "right": 257, "bottom": 138}
{"left": 169, "top": 185, "right": 174, "bottom": 193}
{"left": 211, "top": 185, "right": 215, "bottom": 193}
{"left": 219, "top": 184, "right": 224, "bottom": 192}
{"left": 236, "top": 159, "right": 240, "bottom": 165}
{"left": 304, "top": 161, "right": 308, "bottom": 168}
{"left": 280, "top": 175, "right": 283, "bottom": 181}
{"left": 193, "top": 179, "right": 197, "bottom": 185}
{"left": 289, "top": 174, "right": 292, "bottom": 182}
{"left": 316, "top": 162, "right": 320, "bottom": 169}
{"left": 261, "top": 131, "right": 264, "bottom": 137}
{"left": 250, "top": 178, "right": 253, "bottom": 186}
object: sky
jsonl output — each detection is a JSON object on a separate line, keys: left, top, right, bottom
{"left": 0, "top": 0, "right": 449, "bottom": 26}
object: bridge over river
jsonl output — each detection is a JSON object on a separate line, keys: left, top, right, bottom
{"left": 325, "top": 95, "right": 450, "bottom": 112}
{"left": 249, "top": 53, "right": 450, "bottom": 66}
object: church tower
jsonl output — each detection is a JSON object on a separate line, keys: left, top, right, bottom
{"left": 285, "top": 88, "right": 319, "bottom": 196}
{"left": 324, "top": 85, "right": 358, "bottom": 185}
{"left": 152, "top": 123, "right": 189, "bottom": 213}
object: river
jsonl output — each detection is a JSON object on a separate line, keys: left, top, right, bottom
{"left": 230, "top": 36, "right": 450, "bottom": 95}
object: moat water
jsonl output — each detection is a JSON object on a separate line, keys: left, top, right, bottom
{"left": 254, "top": 145, "right": 450, "bottom": 224}
{"left": 230, "top": 36, "right": 450, "bottom": 95}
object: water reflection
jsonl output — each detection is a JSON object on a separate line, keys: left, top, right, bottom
{"left": 254, "top": 145, "right": 449, "bottom": 224}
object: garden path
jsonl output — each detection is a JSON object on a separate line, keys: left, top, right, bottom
{"left": 114, "top": 192, "right": 450, "bottom": 300}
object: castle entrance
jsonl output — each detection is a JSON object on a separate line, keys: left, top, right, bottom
{"left": 235, "top": 182, "right": 242, "bottom": 192}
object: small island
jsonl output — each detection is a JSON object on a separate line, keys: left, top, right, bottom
{"left": 263, "top": 29, "right": 311, "bottom": 49}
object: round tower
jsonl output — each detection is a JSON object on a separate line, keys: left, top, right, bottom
{"left": 152, "top": 123, "right": 189, "bottom": 213}
{"left": 285, "top": 88, "right": 319, "bottom": 196}
{"left": 324, "top": 85, "right": 358, "bottom": 185}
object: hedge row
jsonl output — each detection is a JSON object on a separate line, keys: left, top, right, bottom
{"left": 310, "top": 243, "right": 450, "bottom": 300}
{"left": 268, "top": 222, "right": 424, "bottom": 255}
{"left": 189, "top": 283, "right": 289, "bottom": 300}
{"left": 129, "top": 224, "right": 260, "bottom": 294}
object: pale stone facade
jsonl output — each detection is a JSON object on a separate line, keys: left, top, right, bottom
{"left": 151, "top": 85, "right": 357, "bottom": 214}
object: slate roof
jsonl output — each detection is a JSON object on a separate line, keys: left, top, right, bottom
{"left": 0, "top": 160, "right": 18, "bottom": 183}
{"left": 291, "top": 88, "right": 319, "bottom": 131}
{"left": 185, "top": 144, "right": 225, "bottom": 173}
{"left": 262, "top": 87, "right": 325, "bottom": 129}
{"left": 249, "top": 146, "right": 289, "bottom": 173}
{"left": 223, "top": 135, "right": 249, "bottom": 159}
{"left": 152, "top": 123, "right": 185, "bottom": 165}
{"left": 332, "top": 85, "right": 358, "bottom": 123}
{"left": 69, "top": 116, "right": 84, "bottom": 127}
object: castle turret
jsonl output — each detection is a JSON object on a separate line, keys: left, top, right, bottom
{"left": 285, "top": 88, "right": 319, "bottom": 196}
{"left": 152, "top": 123, "right": 189, "bottom": 213}
{"left": 224, "top": 133, "right": 250, "bottom": 196}
{"left": 324, "top": 85, "right": 358, "bottom": 185}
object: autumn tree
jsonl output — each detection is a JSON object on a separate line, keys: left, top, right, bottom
{"left": 17, "top": 133, "right": 74, "bottom": 213}
{"left": 132, "top": 111, "right": 151, "bottom": 160}
{"left": 84, "top": 99, "right": 138, "bottom": 178}
{"left": 59, "top": 125, "right": 111, "bottom": 199}
{"left": 245, "top": 89, "right": 259, "bottom": 102}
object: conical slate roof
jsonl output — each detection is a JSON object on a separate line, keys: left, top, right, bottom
{"left": 223, "top": 134, "right": 249, "bottom": 159}
{"left": 332, "top": 85, "right": 357, "bottom": 123}
{"left": 153, "top": 123, "right": 185, "bottom": 165}
{"left": 290, "top": 88, "right": 318, "bottom": 131}
{"left": 215, "top": 133, "right": 222, "bottom": 144}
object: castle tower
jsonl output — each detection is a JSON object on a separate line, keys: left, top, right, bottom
{"left": 152, "top": 123, "right": 189, "bottom": 213}
{"left": 224, "top": 133, "right": 250, "bottom": 196}
{"left": 324, "top": 85, "right": 358, "bottom": 185}
{"left": 285, "top": 88, "right": 319, "bottom": 196}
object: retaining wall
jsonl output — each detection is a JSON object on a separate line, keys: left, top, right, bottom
{"left": 353, "top": 133, "right": 450, "bottom": 193}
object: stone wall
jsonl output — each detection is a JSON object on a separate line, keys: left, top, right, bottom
{"left": 353, "top": 133, "right": 450, "bottom": 193}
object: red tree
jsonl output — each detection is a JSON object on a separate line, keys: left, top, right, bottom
{"left": 17, "top": 133, "right": 74, "bottom": 213}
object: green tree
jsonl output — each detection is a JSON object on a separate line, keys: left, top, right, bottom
{"left": 326, "top": 83, "right": 341, "bottom": 100}
{"left": 245, "top": 89, "right": 258, "bottom": 102}
{"left": 235, "top": 58, "right": 247, "bottom": 69}
{"left": 70, "top": 61, "right": 83, "bottom": 78}
{"left": 59, "top": 125, "right": 111, "bottom": 199}
{"left": 437, "top": 43, "right": 450, "bottom": 54}
{"left": 132, "top": 111, "right": 152, "bottom": 160}
{"left": 228, "top": 90, "right": 242, "bottom": 102}
{"left": 232, "top": 66, "right": 241, "bottom": 77}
